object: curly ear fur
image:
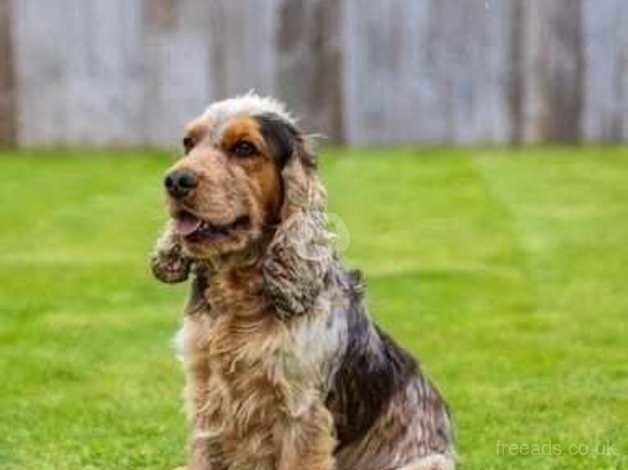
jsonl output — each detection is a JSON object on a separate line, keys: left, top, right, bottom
{"left": 263, "top": 138, "right": 333, "bottom": 318}
{"left": 150, "top": 221, "right": 193, "bottom": 284}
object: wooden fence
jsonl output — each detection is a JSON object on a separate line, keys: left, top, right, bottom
{"left": 0, "top": 0, "right": 627, "bottom": 147}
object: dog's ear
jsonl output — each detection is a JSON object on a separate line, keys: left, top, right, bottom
{"left": 258, "top": 115, "right": 332, "bottom": 318}
{"left": 278, "top": 135, "right": 325, "bottom": 222}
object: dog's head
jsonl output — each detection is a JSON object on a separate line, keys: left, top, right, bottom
{"left": 163, "top": 94, "right": 323, "bottom": 260}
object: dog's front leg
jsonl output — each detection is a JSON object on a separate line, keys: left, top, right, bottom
{"left": 181, "top": 388, "right": 227, "bottom": 470}
{"left": 277, "top": 404, "right": 336, "bottom": 470}
{"left": 173, "top": 435, "right": 216, "bottom": 470}
{"left": 179, "top": 270, "right": 222, "bottom": 470}
{"left": 173, "top": 440, "right": 209, "bottom": 470}
{"left": 182, "top": 369, "right": 226, "bottom": 470}
{"left": 184, "top": 435, "right": 222, "bottom": 470}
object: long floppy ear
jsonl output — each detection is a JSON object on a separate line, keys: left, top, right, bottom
{"left": 278, "top": 137, "right": 326, "bottom": 220}
{"left": 150, "top": 221, "right": 192, "bottom": 284}
{"left": 262, "top": 127, "right": 333, "bottom": 319}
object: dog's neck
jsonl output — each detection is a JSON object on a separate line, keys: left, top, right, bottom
{"left": 199, "top": 227, "right": 275, "bottom": 272}
{"left": 194, "top": 230, "right": 277, "bottom": 317}
{"left": 203, "top": 262, "right": 271, "bottom": 319}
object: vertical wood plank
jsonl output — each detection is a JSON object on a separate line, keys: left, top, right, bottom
{"left": 508, "top": 0, "right": 525, "bottom": 144}
{"left": 343, "top": 0, "right": 431, "bottom": 144}
{"left": 12, "top": 0, "right": 71, "bottom": 145}
{"left": 208, "top": 0, "right": 279, "bottom": 100}
{"left": 276, "top": 0, "right": 344, "bottom": 141}
{"left": 141, "top": 0, "right": 214, "bottom": 146}
{"left": 520, "top": 0, "right": 585, "bottom": 142}
{"left": 582, "top": 0, "right": 628, "bottom": 141}
{"left": 426, "top": 0, "right": 513, "bottom": 144}
{"left": 0, "top": 0, "right": 16, "bottom": 147}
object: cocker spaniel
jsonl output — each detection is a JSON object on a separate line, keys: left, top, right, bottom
{"left": 151, "top": 94, "right": 455, "bottom": 470}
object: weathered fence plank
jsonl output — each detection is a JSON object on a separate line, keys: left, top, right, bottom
{"left": 277, "top": 0, "right": 344, "bottom": 141}
{"left": 583, "top": 0, "right": 628, "bottom": 141}
{"left": 141, "top": 0, "right": 214, "bottom": 145}
{"left": 12, "top": 0, "right": 70, "bottom": 145}
{"left": 0, "top": 0, "right": 16, "bottom": 146}
{"left": 208, "top": 0, "right": 279, "bottom": 100}
{"left": 519, "top": 0, "right": 585, "bottom": 143}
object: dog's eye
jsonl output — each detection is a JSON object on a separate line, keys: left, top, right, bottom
{"left": 182, "top": 136, "right": 194, "bottom": 154}
{"left": 231, "top": 140, "right": 257, "bottom": 158}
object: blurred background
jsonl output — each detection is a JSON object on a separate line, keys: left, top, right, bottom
{"left": 1, "top": 0, "right": 627, "bottom": 147}
{"left": 1, "top": 1, "right": 627, "bottom": 470}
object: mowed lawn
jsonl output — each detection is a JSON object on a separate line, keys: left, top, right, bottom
{"left": 0, "top": 147, "right": 627, "bottom": 470}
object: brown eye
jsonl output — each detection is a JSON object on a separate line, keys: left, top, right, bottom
{"left": 231, "top": 140, "right": 257, "bottom": 157}
{"left": 182, "top": 136, "right": 194, "bottom": 154}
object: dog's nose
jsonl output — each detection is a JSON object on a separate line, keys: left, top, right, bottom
{"left": 164, "top": 170, "right": 198, "bottom": 198}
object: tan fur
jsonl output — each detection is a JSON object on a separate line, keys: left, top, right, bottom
{"left": 179, "top": 262, "right": 337, "bottom": 470}
{"left": 218, "top": 117, "right": 283, "bottom": 224}
{"left": 183, "top": 118, "right": 210, "bottom": 153}
{"left": 166, "top": 109, "right": 336, "bottom": 470}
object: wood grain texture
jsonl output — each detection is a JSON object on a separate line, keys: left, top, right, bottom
{"left": 582, "top": 0, "right": 628, "bottom": 141}
{"left": 208, "top": 0, "right": 279, "bottom": 100}
{"left": 342, "top": 0, "right": 512, "bottom": 145}
{"left": 0, "top": 0, "right": 16, "bottom": 146}
{"left": 277, "top": 0, "right": 344, "bottom": 142}
{"left": 4, "top": 0, "right": 628, "bottom": 146}
{"left": 508, "top": 0, "right": 525, "bottom": 145}
{"left": 519, "top": 0, "right": 585, "bottom": 143}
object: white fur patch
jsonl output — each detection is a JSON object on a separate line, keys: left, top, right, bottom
{"left": 397, "top": 454, "right": 455, "bottom": 470}
{"left": 202, "top": 91, "right": 296, "bottom": 129}
{"left": 172, "top": 327, "right": 185, "bottom": 362}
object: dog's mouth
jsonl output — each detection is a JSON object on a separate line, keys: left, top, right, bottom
{"left": 173, "top": 210, "right": 250, "bottom": 243}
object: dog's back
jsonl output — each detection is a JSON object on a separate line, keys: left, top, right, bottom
{"left": 324, "top": 268, "right": 454, "bottom": 470}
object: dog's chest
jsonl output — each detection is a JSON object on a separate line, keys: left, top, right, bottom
{"left": 179, "top": 267, "right": 333, "bottom": 467}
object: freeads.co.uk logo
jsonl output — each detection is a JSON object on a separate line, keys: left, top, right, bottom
{"left": 496, "top": 439, "right": 620, "bottom": 458}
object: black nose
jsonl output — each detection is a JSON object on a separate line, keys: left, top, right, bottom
{"left": 164, "top": 170, "right": 198, "bottom": 198}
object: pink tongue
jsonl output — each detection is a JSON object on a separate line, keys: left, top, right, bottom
{"left": 174, "top": 213, "right": 202, "bottom": 236}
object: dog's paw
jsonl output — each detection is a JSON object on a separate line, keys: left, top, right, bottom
{"left": 150, "top": 244, "right": 192, "bottom": 283}
{"left": 151, "top": 221, "right": 193, "bottom": 283}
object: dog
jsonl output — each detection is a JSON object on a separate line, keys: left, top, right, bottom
{"left": 151, "top": 94, "right": 455, "bottom": 470}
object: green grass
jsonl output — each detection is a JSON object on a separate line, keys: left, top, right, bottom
{"left": 1, "top": 147, "right": 627, "bottom": 469}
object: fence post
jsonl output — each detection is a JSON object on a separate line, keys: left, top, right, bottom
{"left": 0, "top": 0, "right": 16, "bottom": 148}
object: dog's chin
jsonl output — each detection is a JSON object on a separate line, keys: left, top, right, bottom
{"left": 182, "top": 231, "right": 255, "bottom": 259}
{"left": 172, "top": 210, "right": 255, "bottom": 259}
